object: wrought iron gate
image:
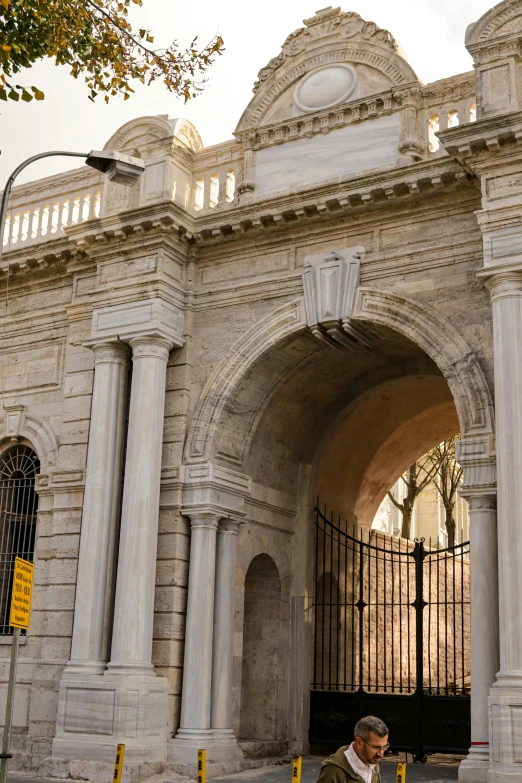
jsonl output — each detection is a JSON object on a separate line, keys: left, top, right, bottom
{"left": 310, "top": 506, "right": 470, "bottom": 759}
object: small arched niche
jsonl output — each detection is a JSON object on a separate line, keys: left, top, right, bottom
{"left": 239, "top": 554, "right": 282, "bottom": 745}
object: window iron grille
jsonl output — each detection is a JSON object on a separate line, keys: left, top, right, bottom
{"left": 0, "top": 445, "right": 39, "bottom": 634}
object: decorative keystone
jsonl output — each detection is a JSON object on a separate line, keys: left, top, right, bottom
{"left": 302, "top": 245, "right": 365, "bottom": 327}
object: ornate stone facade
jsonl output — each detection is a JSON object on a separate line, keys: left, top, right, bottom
{"left": 2, "top": 1, "right": 522, "bottom": 780}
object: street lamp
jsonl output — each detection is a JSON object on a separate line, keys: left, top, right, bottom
{"left": 0, "top": 149, "right": 145, "bottom": 263}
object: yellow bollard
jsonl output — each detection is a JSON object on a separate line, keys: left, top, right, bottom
{"left": 197, "top": 749, "right": 207, "bottom": 783}
{"left": 113, "top": 744, "right": 125, "bottom": 783}
{"left": 396, "top": 762, "right": 406, "bottom": 782}
{"left": 292, "top": 756, "right": 302, "bottom": 783}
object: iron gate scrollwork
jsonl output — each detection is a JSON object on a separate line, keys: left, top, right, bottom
{"left": 309, "top": 506, "right": 470, "bottom": 759}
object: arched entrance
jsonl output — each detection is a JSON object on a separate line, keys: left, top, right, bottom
{"left": 184, "top": 290, "right": 495, "bottom": 757}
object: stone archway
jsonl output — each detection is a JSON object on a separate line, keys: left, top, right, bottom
{"left": 184, "top": 289, "right": 494, "bottom": 469}
{"left": 184, "top": 287, "right": 496, "bottom": 758}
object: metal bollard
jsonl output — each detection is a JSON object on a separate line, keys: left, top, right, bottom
{"left": 198, "top": 749, "right": 207, "bottom": 783}
{"left": 396, "top": 762, "right": 406, "bottom": 782}
{"left": 292, "top": 756, "right": 302, "bottom": 783}
{"left": 113, "top": 744, "right": 125, "bottom": 783}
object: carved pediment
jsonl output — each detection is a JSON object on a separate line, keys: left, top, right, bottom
{"left": 104, "top": 115, "right": 203, "bottom": 153}
{"left": 253, "top": 8, "right": 403, "bottom": 93}
{"left": 466, "top": 0, "right": 522, "bottom": 46}
{"left": 234, "top": 6, "right": 419, "bottom": 136}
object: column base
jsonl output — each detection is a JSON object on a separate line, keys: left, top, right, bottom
{"left": 487, "top": 675, "right": 522, "bottom": 782}
{"left": 52, "top": 672, "right": 168, "bottom": 763}
{"left": 459, "top": 745, "right": 489, "bottom": 783}
{"left": 61, "top": 660, "right": 108, "bottom": 676}
{"left": 169, "top": 728, "right": 243, "bottom": 764}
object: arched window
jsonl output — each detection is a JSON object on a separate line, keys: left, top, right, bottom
{"left": 209, "top": 174, "right": 219, "bottom": 208}
{"left": 448, "top": 109, "right": 459, "bottom": 128}
{"left": 0, "top": 445, "right": 39, "bottom": 634}
{"left": 225, "top": 170, "right": 236, "bottom": 203}
{"left": 469, "top": 104, "right": 477, "bottom": 123}
{"left": 194, "top": 178, "right": 204, "bottom": 211}
{"left": 428, "top": 114, "right": 440, "bottom": 152}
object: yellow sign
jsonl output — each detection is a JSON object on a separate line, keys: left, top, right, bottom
{"left": 197, "top": 749, "right": 206, "bottom": 783}
{"left": 9, "top": 557, "right": 34, "bottom": 630}
{"left": 396, "top": 762, "right": 406, "bottom": 783}
{"left": 292, "top": 756, "right": 302, "bottom": 783}
{"left": 113, "top": 744, "right": 125, "bottom": 783}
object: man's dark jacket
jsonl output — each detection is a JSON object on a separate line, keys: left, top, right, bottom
{"left": 317, "top": 745, "right": 381, "bottom": 783}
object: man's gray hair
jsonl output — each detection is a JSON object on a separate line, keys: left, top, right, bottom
{"left": 354, "top": 715, "right": 389, "bottom": 740}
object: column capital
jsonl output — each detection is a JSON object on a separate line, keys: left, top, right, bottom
{"left": 129, "top": 335, "right": 172, "bottom": 361}
{"left": 185, "top": 513, "right": 220, "bottom": 531}
{"left": 218, "top": 520, "right": 241, "bottom": 535}
{"left": 462, "top": 491, "right": 497, "bottom": 512}
{"left": 88, "top": 340, "right": 131, "bottom": 366}
{"left": 483, "top": 269, "right": 522, "bottom": 301}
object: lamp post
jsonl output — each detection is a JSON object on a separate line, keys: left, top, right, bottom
{"left": 0, "top": 148, "right": 144, "bottom": 263}
{"left": 0, "top": 147, "right": 143, "bottom": 783}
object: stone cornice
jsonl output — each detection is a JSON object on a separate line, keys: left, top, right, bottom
{"left": 0, "top": 157, "right": 476, "bottom": 278}
{"left": 64, "top": 201, "right": 195, "bottom": 251}
{"left": 191, "top": 158, "right": 475, "bottom": 245}
{"left": 235, "top": 86, "right": 405, "bottom": 150}
{"left": 422, "top": 71, "right": 475, "bottom": 107}
{"left": 439, "top": 111, "right": 522, "bottom": 167}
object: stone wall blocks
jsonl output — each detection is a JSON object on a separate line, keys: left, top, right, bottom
{"left": 153, "top": 613, "right": 186, "bottom": 640}
{"left": 152, "top": 639, "right": 184, "bottom": 668}
{"left": 0, "top": 685, "right": 30, "bottom": 728}
{"left": 40, "top": 638, "right": 71, "bottom": 661}
{"left": 28, "top": 689, "right": 59, "bottom": 724}
{"left": 156, "top": 559, "right": 188, "bottom": 587}
{"left": 47, "top": 558, "right": 79, "bottom": 584}
{"left": 42, "top": 586, "right": 75, "bottom": 612}
{"left": 154, "top": 585, "right": 187, "bottom": 614}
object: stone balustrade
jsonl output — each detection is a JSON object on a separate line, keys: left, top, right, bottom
{"left": 190, "top": 140, "right": 243, "bottom": 215}
{"left": 2, "top": 167, "right": 103, "bottom": 252}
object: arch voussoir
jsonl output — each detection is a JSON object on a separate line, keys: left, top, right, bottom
{"left": 185, "top": 288, "right": 494, "bottom": 469}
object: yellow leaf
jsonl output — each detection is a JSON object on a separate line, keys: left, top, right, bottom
{"left": 1, "top": 45, "right": 11, "bottom": 52}
{"left": 0, "top": 0, "right": 9, "bottom": 11}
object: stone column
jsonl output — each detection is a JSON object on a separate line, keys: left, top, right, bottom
{"left": 487, "top": 272, "right": 522, "bottom": 673}
{"left": 66, "top": 341, "right": 130, "bottom": 675}
{"left": 176, "top": 514, "right": 219, "bottom": 741}
{"left": 107, "top": 335, "right": 172, "bottom": 675}
{"left": 482, "top": 271, "right": 522, "bottom": 781}
{"left": 170, "top": 463, "right": 251, "bottom": 764}
{"left": 458, "top": 492, "right": 499, "bottom": 783}
{"left": 211, "top": 520, "right": 240, "bottom": 737}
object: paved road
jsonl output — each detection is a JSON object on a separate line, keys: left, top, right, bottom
{"left": 213, "top": 757, "right": 459, "bottom": 783}
{"left": 5, "top": 756, "right": 460, "bottom": 783}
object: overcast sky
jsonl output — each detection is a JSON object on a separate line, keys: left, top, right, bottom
{"left": 1, "top": 0, "right": 494, "bottom": 185}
